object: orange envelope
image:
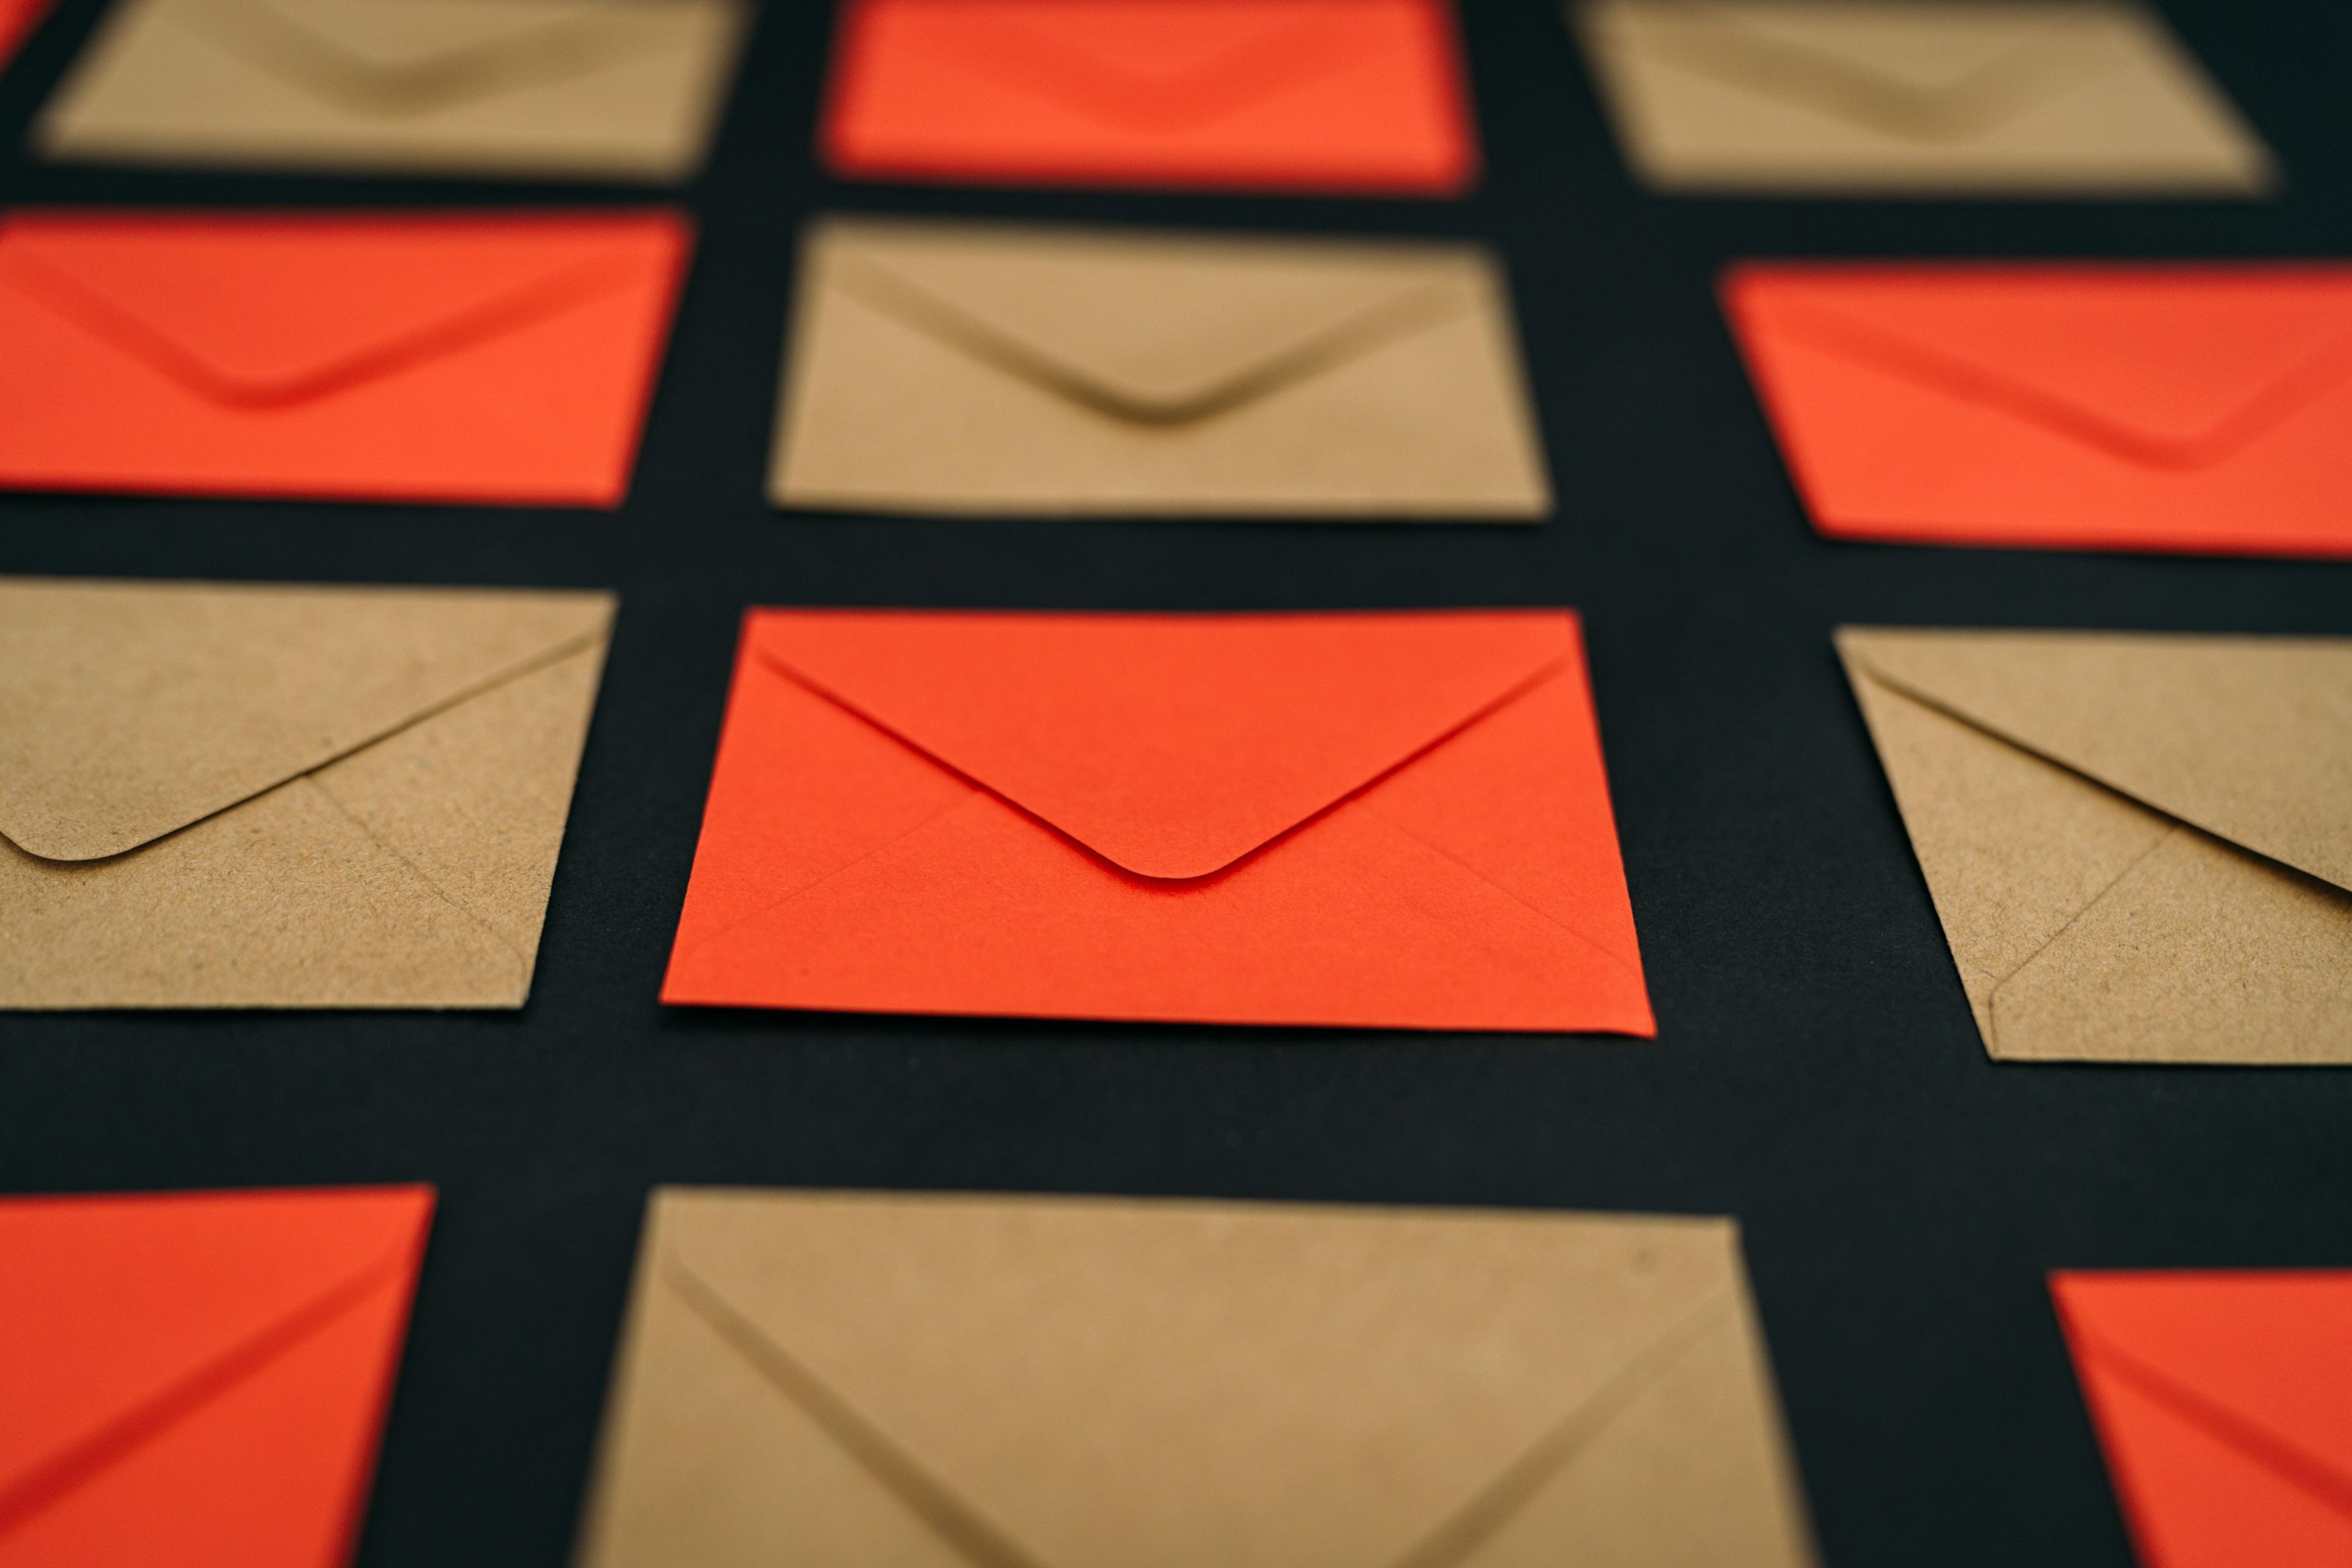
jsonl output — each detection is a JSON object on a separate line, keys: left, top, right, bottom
{"left": 663, "top": 610, "right": 1653, "bottom": 1033}
{"left": 820, "top": 0, "right": 1478, "bottom": 194}
{"left": 1721, "top": 263, "right": 2352, "bottom": 559}
{"left": 2052, "top": 1272, "right": 2352, "bottom": 1567}
{"left": 0, "top": 210, "right": 690, "bottom": 507}
{"left": 1, "top": 0, "right": 54, "bottom": 71}
{"left": 0, "top": 1186, "right": 432, "bottom": 1568}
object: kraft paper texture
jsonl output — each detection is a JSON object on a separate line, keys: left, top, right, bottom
{"left": 770, "top": 218, "right": 1551, "bottom": 518}
{"left": 1574, "top": 0, "right": 2274, "bottom": 195}
{"left": 576, "top": 1190, "right": 1819, "bottom": 1568}
{"left": 37, "top": 0, "right": 749, "bottom": 180}
{"left": 1839, "top": 627, "right": 2352, "bottom": 1063}
{"left": 0, "top": 578, "right": 615, "bottom": 1009}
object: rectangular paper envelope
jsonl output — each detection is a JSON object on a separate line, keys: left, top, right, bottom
{"left": 820, "top": 0, "right": 1478, "bottom": 195}
{"left": 0, "top": 1185, "right": 431, "bottom": 1568}
{"left": 1574, "top": 0, "right": 2273, "bottom": 195}
{"left": 1727, "top": 264, "right": 2352, "bottom": 559}
{"left": 662, "top": 609, "right": 1653, "bottom": 1034}
{"left": 770, "top": 218, "right": 1551, "bottom": 518}
{"left": 576, "top": 1189, "right": 1820, "bottom": 1568}
{"left": 1838, "top": 627, "right": 2352, "bottom": 1063}
{"left": 2053, "top": 1272, "right": 2352, "bottom": 1568}
{"left": 0, "top": 578, "right": 616, "bottom": 1010}
{"left": 36, "top": 0, "right": 748, "bottom": 180}
{"left": 0, "top": 210, "right": 690, "bottom": 508}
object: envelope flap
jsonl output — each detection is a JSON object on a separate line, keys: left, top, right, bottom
{"left": 1839, "top": 627, "right": 2352, "bottom": 893}
{"left": 0, "top": 578, "right": 615, "bottom": 862}
{"left": 814, "top": 220, "right": 1485, "bottom": 420}
{"left": 0, "top": 212, "right": 682, "bottom": 406}
{"left": 195, "top": 0, "right": 661, "bottom": 70}
{"left": 748, "top": 609, "right": 1571, "bottom": 880}
{"left": 0, "top": 1187, "right": 431, "bottom": 1511}
{"left": 662, "top": 1191, "right": 1742, "bottom": 1568}
{"left": 2054, "top": 1273, "right": 2352, "bottom": 1502}
{"left": 1623, "top": 0, "right": 2123, "bottom": 89}
{"left": 1729, "top": 267, "right": 2352, "bottom": 460}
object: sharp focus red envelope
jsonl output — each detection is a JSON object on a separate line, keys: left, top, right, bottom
{"left": 2053, "top": 1272, "right": 2352, "bottom": 1568}
{"left": 0, "top": 1186, "right": 432, "bottom": 1568}
{"left": 820, "top": 0, "right": 1477, "bottom": 194}
{"left": 1722, "top": 265, "right": 2352, "bottom": 559}
{"left": 0, "top": 211, "right": 691, "bottom": 507}
{"left": 663, "top": 610, "right": 1652, "bottom": 1034}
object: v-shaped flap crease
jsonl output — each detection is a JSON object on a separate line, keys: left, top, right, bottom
{"left": 813, "top": 220, "right": 1488, "bottom": 422}
{"left": 0, "top": 579, "right": 615, "bottom": 862}
{"left": 0, "top": 213, "right": 682, "bottom": 409}
{"left": 1839, "top": 627, "right": 2352, "bottom": 895}
{"left": 655, "top": 1193, "right": 1743, "bottom": 1568}
{"left": 748, "top": 610, "right": 1573, "bottom": 881}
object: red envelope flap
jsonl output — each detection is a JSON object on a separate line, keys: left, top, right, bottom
{"left": 0, "top": 1188, "right": 433, "bottom": 1531}
{"left": 1725, "top": 265, "right": 2352, "bottom": 468}
{"left": 861, "top": 0, "right": 1398, "bottom": 132}
{"left": 2053, "top": 1272, "right": 2352, "bottom": 1515}
{"left": 748, "top": 609, "right": 1573, "bottom": 881}
{"left": 0, "top": 210, "right": 689, "bottom": 410}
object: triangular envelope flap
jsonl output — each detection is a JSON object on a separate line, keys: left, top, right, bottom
{"left": 816, "top": 219, "right": 1487, "bottom": 415}
{"left": 927, "top": 0, "right": 1374, "bottom": 79}
{"left": 1733, "top": 267, "right": 2352, "bottom": 452}
{"left": 1840, "top": 628, "right": 2352, "bottom": 893}
{"left": 203, "top": 0, "right": 652, "bottom": 69}
{"left": 2056, "top": 1273, "right": 2352, "bottom": 1487}
{"left": 0, "top": 212, "right": 677, "bottom": 401}
{"left": 0, "top": 578, "right": 615, "bottom": 861}
{"left": 750, "top": 609, "right": 1571, "bottom": 880}
{"left": 0, "top": 1187, "right": 430, "bottom": 1502}
{"left": 1640, "top": 0, "right": 2118, "bottom": 88}
{"left": 663, "top": 1191, "right": 1740, "bottom": 1568}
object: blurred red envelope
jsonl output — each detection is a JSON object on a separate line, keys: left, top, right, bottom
{"left": 0, "top": 1186, "right": 432, "bottom": 1568}
{"left": 2053, "top": 1272, "right": 2352, "bottom": 1568}
{"left": 1722, "top": 264, "right": 2352, "bottom": 559}
{"left": 0, "top": 0, "right": 54, "bottom": 70}
{"left": 663, "top": 610, "right": 1652, "bottom": 1033}
{"left": 820, "top": 0, "right": 1477, "bottom": 194}
{"left": 0, "top": 210, "right": 690, "bottom": 507}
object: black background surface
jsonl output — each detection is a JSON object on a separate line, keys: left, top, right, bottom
{"left": 4, "top": 2, "right": 2351, "bottom": 1563}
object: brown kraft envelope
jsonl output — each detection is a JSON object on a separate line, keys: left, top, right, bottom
{"left": 1574, "top": 0, "right": 2274, "bottom": 195}
{"left": 0, "top": 578, "right": 614, "bottom": 1009}
{"left": 770, "top": 218, "right": 1553, "bottom": 519}
{"left": 36, "top": 0, "right": 749, "bottom": 181}
{"left": 1839, "top": 627, "right": 2352, "bottom": 1063}
{"left": 575, "top": 1189, "right": 1819, "bottom": 1568}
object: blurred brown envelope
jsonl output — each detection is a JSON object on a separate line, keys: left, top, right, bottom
{"left": 771, "top": 219, "right": 1551, "bottom": 519}
{"left": 36, "top": 0, "right": 748, "bottom": 181}
{"left": 1839, "top": 628, "right": 2352, "bottom": 1064}
{"left": 576, "top": 1190, "right": 1819, "bottom": 1568}
{"left": 1574, "top": 0, "right": 2274, "bottom": 195}
{"left": 0, "top": 578, "right": 614, "bottom": 1009}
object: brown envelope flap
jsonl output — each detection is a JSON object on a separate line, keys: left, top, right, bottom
{"left": 0, "top": 212, "right": 669, "bottom": 412}
{"left": 0, "top": 578, "right": 614, "bottom": 862}
{"left": 810, "top": 219, "right": 1493, "bottom": 427}
{"left": 1839, "top": 627, "right": 2352, "bottom": 894}
{"left": 747, "top": 609, "right": 1572, "bottom": 881}
{"left": 1730, "top": 265, "right": 2352, "bottom": 468}
{"left": 172, "top": 0, "right": 703, "bottom": 114}
{"left": 1605, "top": 0, "right": 2127, "bottom": 137}
{"left": 659, "top": 1190, "right": 1744, "bottom": 1568}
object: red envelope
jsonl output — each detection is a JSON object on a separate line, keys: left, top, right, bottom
{"left": 0, "top": 0, "right": 54, "bottom": 71}
{"left": 820, "top": 0, "right": 1477, "bottom": 194}
{"left": 0, "top": 1186, "right": 432, "bottom": 1568}
{"left": 0, "top": 210, "right": 691, "bottom": 507}
{"left": 2052, "top": 1272, "right": 2352, "bottom": 1568}
{"left": 1721, "top": 264, "right": 2352, "bottom": 559}
{"left": 663, "top": 610, "right": 1651, "bottom": 1034}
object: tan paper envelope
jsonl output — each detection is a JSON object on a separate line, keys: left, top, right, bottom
{"left": 35, "top": 0, "right": 748, "bottom": 181}
{"left": 0, "top": 578, "right": 614, "bottom": 1009}
{"left": 1573, "top": 0, "right": 2274, "bottom": 195}
{"left": 575, "top": 1189, "right": 1819, "bottom": 1568}
{"left": 770, "top": 218, "right": 1552, "bottom": 519}
{"left": 1838, "top": 627, "right": 2352, "bottom": 1063}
